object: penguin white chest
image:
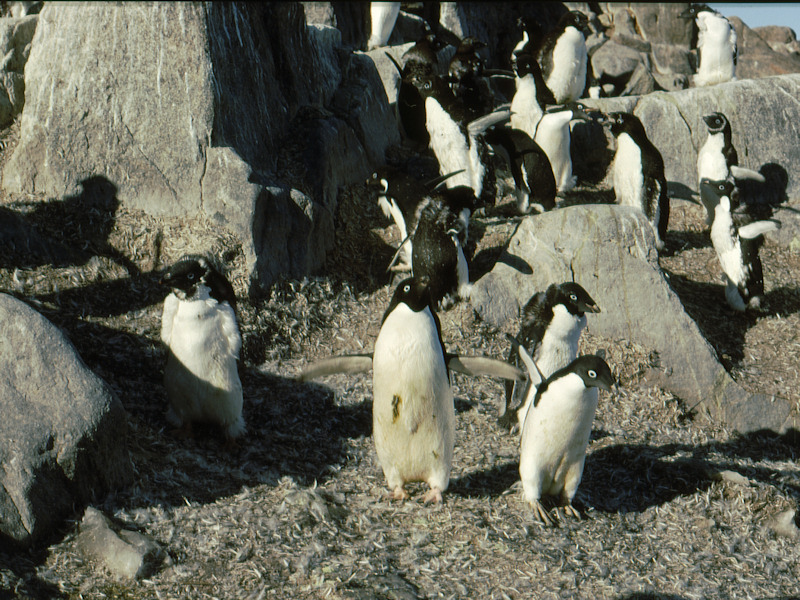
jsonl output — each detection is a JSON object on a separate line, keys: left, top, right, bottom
{"left": 697, "top": 134, "right": 729, "bottom": 181}
{"left": 161, "top": 292, "right": 244, "bottom": 437}
{"left": 425, "top": 98, "right": 473, "bottom": 192}
{"left": 612, "top": 133, "right": 644, "bottom": 208}
{"left": 510, "top": 75, "right": 542, "bottom": 139}
{"left": 695, "top": 15, "right": 737, "bottom": 85}
{"left": 520, "top": 374, "right": 598, "bottom": 501}
{"left": 535, "top": 112, "right": 575, "bottom": 191}
{"left": 372, "top": 304, "right": 454, "bottom": 493}
{"left": 546, "top": 27, "right": 587, "bottom": 104}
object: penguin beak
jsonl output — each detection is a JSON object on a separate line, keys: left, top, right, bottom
{"left": 583, "top": 303, "right": 601, "bottom": 314}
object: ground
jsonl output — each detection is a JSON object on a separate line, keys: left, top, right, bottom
{"left": 0, "top": 125, "right": 799, "bottom": 600}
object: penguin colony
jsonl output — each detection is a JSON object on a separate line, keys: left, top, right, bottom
{"left": 158, "top": 4, "right": 780, "bottom": 525}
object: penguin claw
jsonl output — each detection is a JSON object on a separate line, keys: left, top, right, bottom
{"left": 422, "top": 488, "right": 443, "bottom": 504}
{"left": 562, "top": 504, "right": 581, "bottom": 520}
{"left": 390, "top": 486, "right": 410, "bottom": 501}
{"left": 528, "top": 499, "right": 554, "bottom": 526}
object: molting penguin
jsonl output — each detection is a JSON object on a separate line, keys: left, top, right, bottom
{"left": 681, "top": 4, "right": 737, "bottom": 87}
{"left": 418, "top": 71, "right": 509, "bottom": 209}
{"left": 448, "top": 36, "right": 494, "bottom": 119}
{"left": 534, "top": 102, "right": 590, "bottom": 193}
{"left": 536, "top": 10, "right": 590, "bottom": 104}
{"left": 604, "top": 111, "right": 670, "bottom": 250}
{"left": 411, "top": 194, "right": 473, "bottom": 307}
{"left": 367, "top": 1, "right": 400, "bottom": 50}
{"left": 700, "top": 178, "right": 781, "bottom": 312}
{"left": 518, "top": 354, "right": 615, "bottom": 525}
{"left": 509, "top": 51, "right": 556, "bottom": 140}
{"left": 160, "top": 255, "right": 244, "bottom": 440}
{"left": 499, "top": 282, "right": 600, "bottom": 432}
{"left": 484, "top": 126, "right": 556, "bottom": 215}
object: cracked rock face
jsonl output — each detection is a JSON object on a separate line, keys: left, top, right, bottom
{"left": 0, "top": 293, "right": 133, "bottom": 547}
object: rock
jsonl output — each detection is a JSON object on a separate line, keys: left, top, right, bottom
{"left": 592, "top": 39, "right": 643, "bottom": 81}
{"left": 626, "top": 3, "right": 692, "bottom": 46}
{"left": 3, "top": 3, "right": 396, "bottom": 293}
{"left": 731, "top": 17, "right": 800, "bottom": 79}
{"left": 0, "top": 14, "right": 37, "bottom": 125}
{"left": 470, "top": 205, "right": 799, "bottom": 433}
{"left": 76, "top": 507, "right": 164, "bottom": 580}
{"left": 0, "top": 294, "right": 133, "bottom": 547}
{"left": 754, "top": 26, "right": 800, "bottom": 56}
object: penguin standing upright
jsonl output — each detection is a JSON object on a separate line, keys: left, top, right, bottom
{"left": 534, "top": 103, "right": 590, "bottom": 193}
{"left": 372, "top": 276, "right": 454, "bottom": 503}
{"left": 697, "top": 112, "right": 765, "bottom": 223}
{"left": 604, "top": 111, "right": 670, "bottom": 250}
{"left": 484, "top": 126, "right": 556, "bottom": 215}
{"left": 499, "top": 282, "right": 600, "bottom": 431}
{"left": 448, "top": 36, "right": 494, "bottom": 119}
{"left": 536, "top": 10, "right": 590, "bottom": 104}
{"left": 160, "top": 255, "right": 244, "bottom": 440}
{"left": 367, "top": 1, "right": 400, "bottom": 50}
{"left": 509, "top": 51, "right": 556, "bottom": 140}
{"left": 700, "top": 178, "right": 781, "bottom": 311}
{"left": 518, "top": 354, "right": 615, "bottom": 525}
{"left": 681, "top": 4, "right": 737, "bottom": 87}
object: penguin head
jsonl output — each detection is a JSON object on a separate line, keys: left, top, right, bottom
{"left": 602, "top": 111, "right": 645, "bottom": 138}
{"left": 560, "top": 10, "right": 591, "bottom": 36}
{"left": 366, "top": 169, "right": 390, "bottom": 196}
{"left": 700, "top": 178, "right": 740, "bottom": 215}
{"left": 384, "top": 276, "right": 433, "bottom": 319}
{"left": 702, "top": 112, "right": 730, "bottom": 135}
{"left": 161, "top": 255, "right": 237, "bottom": 310}
{"left": 556, "top": 282, "right": 601, "bottom": 316}
{"left": 679, "top": 4, "right": 716, "bottom": 20}
{"left": 513, "top": 51, "right": 542, "bottom": 79}
{"left": 570, "top": 355, "right": 616, "bottom": 392}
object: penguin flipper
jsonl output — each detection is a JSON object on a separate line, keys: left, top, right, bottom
{"left": 297, "top": 355, "right": 374, "bottom": 381}
{"left": 730, "top": 165, "right": 766, "bottom": 183}
{"left": 738, "top": 219, "right": 781, "bottom": 240}
{"left": 467, "top": 109, "right": 511, "bottom": 136}
{"left": 447, "top": 355, "right": 526, "bottom": 381}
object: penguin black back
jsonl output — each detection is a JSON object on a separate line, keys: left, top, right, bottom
{"left": 514, "top": 51, "right": 557, "bottom": 108}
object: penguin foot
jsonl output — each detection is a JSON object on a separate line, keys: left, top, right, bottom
{"left": 390, "top": 486, "right": 410, "bottom": 501}
{"left": 421, "top": 488, "right": 443, "bottom": 504}
{"left": 561, "top": 504, "right": 581, "bottom": 520}
{"left": 528, "top": 499, "right": 554, "bottom": 526}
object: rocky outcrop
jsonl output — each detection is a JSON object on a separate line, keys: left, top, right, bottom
{"left": 0, "top": 293, "right": 133, "bottom": 547}
{"left": 2, "top": 3, "right": 397, "bottom": 293}
{"left": 0, "top": 14, "right": 37, "bottom": 126}
{"left": 471, "top": 206, "right": 799, "bottom": 434}
{"left": 731, "top": 18, "right": 800, "bottom": 80}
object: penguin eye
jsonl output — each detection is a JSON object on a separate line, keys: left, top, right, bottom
{"left": 403, "top": 284, "right": 411, "bottom": 293}
{"left": 587, "top": 369, "right": 597, "bottom": 379}
{"left": 423, "top": 81, "right": 431, "bottom": 90}
{"left": 570, "top": 293, "right": 578, "bottom": 301}
{"left": 187, "top": 273, "right": 195, "bottom": 280}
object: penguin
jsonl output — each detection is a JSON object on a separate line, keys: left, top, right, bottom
{"left": 509, "top": 51, "right": 556, "bottom": 140}
{"left": 298, "top": 277, "right": 526, "bottom": 503}
{"left": 447, "top": 36, "right": 495, "bottom": 119}
{"left": 366, "top": 167, "right": 467, "bottom": 271}
{"left": 367, "top": 1, "right": 400, "bottom": 50}
{"left": 518, "top": 354, "right": 615, "bottom": 525}
{"left": 534, "top": 102, "right": 590, "bottom": 193}
{"left": 484, "top": 126, "right": 556, "bottom": 215}
{"left": 498, "top": 282, "right": 600, "bottom": 432}
{"left": 680, "top": 4, "right": 737, "bottom": 87}
{"left": 604, "top": 111, "right": 670, "bottom": 250}
{"left": 411, "top": 194, "right": 472, "bottom": 306}
{"left": 160, "top": 255, "right": 244, "bottom": 440}
{"left": 418, "top": 70, "right": 510, "bottom": 208}
{"left": 511, "top": 16, "right": 544, "bottom": 69}
{"left": 536, "top": 10, "right": 590, "bottom": 104}
{"left": 699, "top": 178, "right": 781, "bottom": 312}
{"left": 697, "top": 112, "right": 765, "bottom": 219}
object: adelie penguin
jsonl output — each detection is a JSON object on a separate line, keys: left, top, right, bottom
{"left": 604, "top": 111, "right": 670, "bottom": 251}
{"left": 447, "top": 36, "right": 494, "bottom": 119}
{"left": 700, "top": 178, "right": 781, "bottom": 312}
{"left": 160, "top": 255, "right": 244, "bottom": 441}
{"left": 517, "top": 354, "right": 615, "bottom": 525}
{"left": 697, "top": 111, "right": 765, "bottom": 221}
{"left": 536, "top": 10, "right": 591, "bottom": 104}
{"left": 499, "top": 282, "right": 600, "bottom": 432}
{"left": 680, "top": 4, "right": 737, "bottom": 87}
{"left": 509, "top": 51, "right": 556, "bottom": 141}
{"left": 484, "top": 125, "right": 556, "bottom": 215}
{"left": 297, "top": 276, "right": 525, "bottom": 503}
{"left": 534, "top": 102, "right": 591, "bottom": 193}
{"left": 366, "top": 1, "right": 400, "bottom": 50}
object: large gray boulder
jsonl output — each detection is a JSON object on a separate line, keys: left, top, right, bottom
{"left": 471, "top": 205, "right": 799, "bottom": 434}
{"left": 0, "top": 293, "right": 133, "bottom": 547}
{"left": 0, "top": 14, "right": 37, "bottom": 126}
{"left": 2, "top": 3, "right": 397, "bottom": 292}
{"left": 581, "top": 74, "right": 800, "bottom": 246}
